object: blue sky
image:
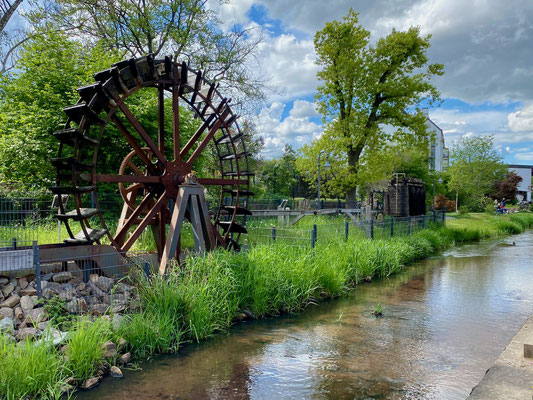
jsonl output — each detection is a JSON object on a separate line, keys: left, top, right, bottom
{"left": 211, "top": 0, "right": 533, "bottom": 164}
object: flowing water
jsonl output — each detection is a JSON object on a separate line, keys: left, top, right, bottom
{"left": 77, "top": 231, "right": 533, "bottom": 400}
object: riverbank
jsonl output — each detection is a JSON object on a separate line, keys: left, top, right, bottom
{"left": 1, "top": 212, "right": 533, "bottom": 399}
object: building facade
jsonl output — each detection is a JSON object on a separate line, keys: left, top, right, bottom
{"left": 508, "top": 164, "right": 532, "bottom": 202}
{"left": 422, "top": 109, "right": 449, "bottom": 172}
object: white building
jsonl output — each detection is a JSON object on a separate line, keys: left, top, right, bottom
{"left": 508, "top": 164, "right": 532, "bottom": 202}
{"left": 422, "top": 109, "right": 449, "bottom": 172}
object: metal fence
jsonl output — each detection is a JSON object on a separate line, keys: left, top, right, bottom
{"left": 245, "top": 210, "right": 446, "bottom": 248}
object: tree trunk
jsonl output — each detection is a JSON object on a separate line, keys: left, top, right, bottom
{"left": 0, "top": 0, "right": 22, "bottom": 35}
{"left": 346, "top": 147, "right": 360, "bottom": 208}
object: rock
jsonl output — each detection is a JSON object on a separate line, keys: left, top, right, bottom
{"left": 110, "top": 366, "right": 123, "bottom": 378}
{"left": 60, "top": 383, "right": 74, "bottom": 394}
{"left": 0, "top": 317, "right": 14, "bottom": 334}
{"left": 112, "top": 314, "right": 124, "bottom": 329}
{"left": 14, "top": 306, "right": 23, "bottom": 320}
{"left": 0, "top": 307, "right": 13, "bottom": 320}
{"left": 20, "top": 295, "right": 34, "bottom": 313}
{"left": 18, "top": 277, "right": 28, "bottom": 290}
{"left": 364, "top": 275, "right": 372, "bottom": 282}
{"left": 65, "top": 299, "right": 78, "bottom": 314}
{"left": 0, "top": 294, "right": 20, "bottom": 308}
{"left": 96, "top": 364, "right": 109, "bottom": 377}
{"left": 16, "top": 327, "right": 38, "bottom": 341}
{"left": 102, "top": 340, "right": 117, "bottom": 358}
{"left": 90, "top": 303, "right": 108, "bottom": 316}
{"left": 42, "top": 288, "right": 56, "bottom": 300}
{"left": 97, "top": 276, "right": 114, "bottom": 292}
{"left": 40, "top": 328, "right": 69, "bottom": 346}
{"left": 118, "top": 338, "right": 127, "bottom": 353}
{"left": 20, "top": 287, "right": 37, "bottom": 296}
{"left": 37, "top": 321, "right": 49, "bottom": 330}
{"left": 88, "top": 281, "right": 106, "bottom": 297}
{"left": 26, "top": 308, "right": 47, "bottom": 324}
{"left": 77, "top": 297, "right": 88, "bottom": 313}
{"left": 118, "top": 352, "right": 131, "bottom": 365}
{"left": 80, "top": 377, "right": 101, "bottom": 390}
{"left": 41, "top": 273, "right": 54, "bottom": 282}
{"left": 90, "top": 274, "right": 99, "bottom": 283}
{"left": 59, "top": 287, "right": 78, "bottom": 302}
{"left": 60, "top": 344, "right": 70, "bottom": 354}
{"left": 53, "top": 272, "right": 73, "bottom": 283}
{"left": 77, "top": 282, "right": 86, "bottom": 291}
{"left": 242, "top": 308, "right": 255, "bottom": 319}
{"left": 0, "top": 277, "right": 9, "bottom": 285}
{"left": 1, "top": 283, "right": 15, "bottom": 297}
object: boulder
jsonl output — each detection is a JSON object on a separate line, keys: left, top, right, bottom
{"left": 97, "top": 276, "right": 114, "bottom": 292}
{"left": 0, "top": 294, "right": 20, "bottom": 308}
{"left": 0, "top": 277, "right": 9, "bottom": 285}
{"left": 52, "top": 272, "right": 73, "bottom": 283}
{"left": 37, "top": 321, "right": 49, "bottom": 330}
{"left": 65, "top": 299, "right": 78, "bottom": 314}
{"left": 102, "top": 340, "right": 117, "bottom": 358}
{"left": 110, "top": 366, "right": 123, "bottom": 378}
{"left": 20, "top": 287, "right": 37, "bottom": 296}
{"left": 90, "top": 303, "right": 108, "bottom": 316}
{"left": 40, "top": 328, "right": 69, "bottom": 346}
{"left": 80, "top": 377, "right": 101, "bottom": 390}
{"left": 88, "top": 281, "right": 106, "bottom": 297}
{"left": 0, "top": 316, "right": 14, "bottom": 334}
{"left": 26, "top": 308, "right": 47, "bottom": 324}
{"left": 59, "top": 287, "right": 78, "bottom": 302}
{"left": 41, "top": 273, "right": 54, "bottom": 282}
{"left": 78, "top": 297, "right": 88, "bottom": 313}
{"left": 90, "top": 274, "right": 99, "bottom": 283}
{"left": 14, "top": 306, "right": 23, "bottom": 320}
{"left": 118, "top": 352, "right": 131, "bottom": 365}
{"left": 1, "top": 283, "right": 15, "bottom": 298}
{"left": 18, "top": 277, "right": 28, "bottom": 290}
{"left": 0, "top": 307, "right": 13, "bottom": 320}
{"left": 118, "top": 337, "right": 127, "bottom": 353}
{"left": 20, "top": 295, "right": 34, "bottom": 313}
{"left": 16, "top": 327, "right": 38, "bottom": 341}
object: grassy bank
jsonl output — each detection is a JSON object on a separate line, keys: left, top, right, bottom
{"left": 2, "top": 212, "right": 533, "bottom": 399}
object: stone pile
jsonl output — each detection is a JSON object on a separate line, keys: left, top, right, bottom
{"left": 0, "top": 272, "right": 138, "bottom": 341}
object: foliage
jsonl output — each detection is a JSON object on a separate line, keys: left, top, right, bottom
{"left": 65, "top": 317, "right": 111, "bottom": 380}
{"left": 303, "top": 9, "right": 443, "bottom": 201}
{"left": 0, "top": 31, "right": 121, "bottom": 185}
{"left": 28, "top": 0, "right": 267, "bottom": 111}
{"left": 491, "top": 172, "right": 522, "bottom": 201}
{"left": 0, "top": 334, "right": 65, "bottom": 400}
{"left": 447, "top": 135, "right": 507, "bottom": 211}
{"left": 37, "top": 296, "right": 72, "bottom": 330}
{"left": 434, "top": 194, "right": 456, "bottom": 212}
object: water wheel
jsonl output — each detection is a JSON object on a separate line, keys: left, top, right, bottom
{"left": 50, "top": 55, "right": 254, "bottom": 274}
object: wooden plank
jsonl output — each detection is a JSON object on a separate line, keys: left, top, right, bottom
{"left": 179, "top": 113, "right": 215, "bottom": 157}
{"left": 186, "top": 109, "right": 229, "bottom": 166}
{"left": 160, "top": 188, "right": 188, "bottom": 274}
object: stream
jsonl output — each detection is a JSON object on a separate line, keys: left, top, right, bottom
{"left": 76, "top": 231, "right": 533, "bottom": 399}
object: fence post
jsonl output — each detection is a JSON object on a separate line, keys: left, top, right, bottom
{"left": 272, "top": 227, "right": 276, "bottom": 242}
{"left": 390, "top": 217, "right": 394, "bottom": 237}
{"left": 433, "top": 209, "right": 436, "bottom": 223}
{"left": 338, "top": 199, "right": 341, "bottom": 209}
{"left": 370, "top": 219, "right": 374, "bottom": 239}
{"left": 320, "top": 199, "right": 324, "bottom": 209}
{"left": 12, "top": 238, "right": 16, "bottom": 250}
{"left": 422, "top": 214, "right": 425, "bottom": 229}
{"left": 408, "top": 216, "right": 411, "bottom": 235}
{"left": 33, "top": 241, "right": 41, "bottom": 299}
{"left": 144, "top": 262, "right": 150, "bottom": 278}
{"left": 345, "top": 220, "right": 349, "bottom": 242}
{"left": 442, "top": 206, "right": 446, "bottom": 224}
{"left": 311, "top": 224, "right": 317, "bottom": 248}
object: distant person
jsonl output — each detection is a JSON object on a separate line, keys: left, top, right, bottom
{"left": 502, "top": 198, "right": 506, "bottom": 207}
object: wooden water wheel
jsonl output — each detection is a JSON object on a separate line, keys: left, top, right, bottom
{"left": 50, "top": 55, "right": 254, "bottom": 274}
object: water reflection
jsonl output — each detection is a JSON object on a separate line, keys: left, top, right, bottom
{"left": 76, "top": 232, "right": 533, "bottom": 400}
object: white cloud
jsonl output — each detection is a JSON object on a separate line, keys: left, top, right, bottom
{"left": 508, "top": 103, "right": 533, "bottom": 132}
{"left": 257, "top": 101, "right": 322, "bottom": 158}
{"left": 207, "top": 0, "right": 254, "bottom": 31}
{"left": 515, "top": 153, "right": 533, "bottom": 161}
{"left": 289, "top": 100, "right": 319, "bottom": 118}
{"left": 258, "top": 33, "right": 319, "bottom": 100}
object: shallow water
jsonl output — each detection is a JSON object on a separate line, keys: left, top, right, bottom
{"left": 77, "top": 231, "right": 533, "bottom": 400}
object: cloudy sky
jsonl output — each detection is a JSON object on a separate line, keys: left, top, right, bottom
{"left": 212, "top": 0, "right": 533, "bottom": 164}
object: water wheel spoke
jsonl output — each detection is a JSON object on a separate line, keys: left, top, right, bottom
{"left": 114, "top": 192, "right": 156, "bottom": 245}
{"left": 197, "top": 178, "right": 249, "bottom": 186}
{"left": 172, "top": 66, "right": 180, "bottom": 161}
{"left": 186, "top": 114, "right": 227, "bottom": 166}
{"left": 117, "top": 100, "right": 167, "bottom": 164}
{"left": 127, "top": 161, "right": 145, "bottom": 176}
{"left": 180, "top": 113, "right": 216, "bottom": 160}
{"left": 158, "top": 85, "right": 165, "bottom": 168}
{"left": 88, "top": 174, "right": 160, "bottom": 184}
{"left": 112, "top": 116, "right": 158, "bottom": 175}
{"left": 122, "top": 193, "right": 168, "bottom": 252}
{"left": 124, "top": 182, "right": 143, "bottom": 193}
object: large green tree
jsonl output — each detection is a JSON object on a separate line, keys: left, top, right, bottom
{"left": 447, "top": 135, "right": 507, "bottom": 211}
{"left": 307, "top": 9, "right": 443, "bottom": 202}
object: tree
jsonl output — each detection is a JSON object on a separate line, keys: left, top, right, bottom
{"left": 0, "top": 0, "right": 22, "bottom": 34}
{"left": 447, "top": 135, "right": 507, "bottom": 211}
{"left": 491, "top": 172, "right": 522, "bottom": 202}
{"left": 256, "top": 145, "right": 300, "bottom": 198}
{"left": 310, "top": 9, "right": 443, "bottom": 202}
{"left": 28, "top": 0, "right": 266, "bottom": 113}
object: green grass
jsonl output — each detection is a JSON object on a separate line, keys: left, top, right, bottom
{"left": 2, "top": 211, "right": 532, "bottom": 399}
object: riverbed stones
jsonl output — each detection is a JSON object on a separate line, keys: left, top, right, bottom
{"left": 18, "top": 277, "right": 28, "bottom": 290}
{"left": 21, "top": 287, "right": 37, "bottom": 296}
{"left": 0, "top": 277, "right": 9, "bottom": 285}
{"left": 81, "top": 377, "right": 101, "bottom": 390}
{"left": 97, "top": 276, "right": 114, "bottom": 292}
{"left": 102, "top": 340, "right": 117, "bottom": 358}
{"left": 26, "top": 308, "right": 46, "bottom": 324}
{"left": 118, "top": 352, "right": 131, "bottom": 365}
{"left": 110, "top": 366, "right": 123, "bottom": 378}
{"left": 1, "top": 293, "right": 20, "bottom": 308}
{"left": 0, "top": 316, "right": 14, "bottom": 334}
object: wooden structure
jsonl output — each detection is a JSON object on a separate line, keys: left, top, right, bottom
{"left": 384, "top": 177, "right": 426, "bottom": 217}
{"left": 50, "top": 56, "right": 253, "bottom": 274}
